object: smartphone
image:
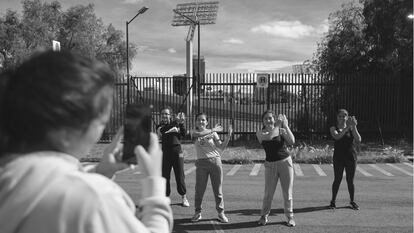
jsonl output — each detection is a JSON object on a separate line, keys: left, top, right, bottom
{"left": 122, "top": 103, "right": 152, "bottom": 164}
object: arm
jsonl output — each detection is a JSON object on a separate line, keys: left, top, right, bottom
{"left": 191, "top": 124, "right": 223, "bottom": 138}
{"left": 350, "top": 116, "right": 362, "bottom": 143}
{"left": 214, "top": 125, "right": 233, "bottom": 151}
{"left": 280, "top": 125, "right": 295, "bottom": 145}
{"left": 178, "top": 123, "right": 186, "bottom": 138}
{"left": 330, "top": 126, "right": 351, "bottom": 140}
{"left": 279, "top": 114, "right": 295, "bottom": 145}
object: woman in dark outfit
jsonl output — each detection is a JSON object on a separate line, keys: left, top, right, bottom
{"left": 329, "top": 109, "right": 362, "bottom": 210}
{"left": 156, "top": 107, "right": 189, "bottom": 207}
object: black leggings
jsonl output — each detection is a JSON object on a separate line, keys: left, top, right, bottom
{"left": 162, "top": 150, "right": 187, "bottom": 197}
{"left": 331, "top": 158, "right": 356, "bottom": 202}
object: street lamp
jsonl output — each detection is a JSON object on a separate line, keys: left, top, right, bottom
{"left": 126, "top": 6, "right": 148, "bottom": 105}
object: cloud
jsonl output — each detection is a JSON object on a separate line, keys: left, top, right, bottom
{"left": 251, "top": 20, "right": 326, "bottom": 39}
{"left": 222, "top": 38, "right": 244, "bottom": 44}
{"left": 234, "top": 60, "right": 301, "bottom": 72}
{"left": 122, "top": 0, "right": 144, "bottom": 4}
{"left": 168, "top": 48, "right": 177, "bottom": 53}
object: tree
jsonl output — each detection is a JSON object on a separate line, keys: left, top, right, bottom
{"left": 313, "top": 0, "right": 413, "bottom": 75}
{"left": 313, "top": 1, "right": 368, "bottom": 74}
{"left": 0, "top": 0, "right": 137, "bottom": 74}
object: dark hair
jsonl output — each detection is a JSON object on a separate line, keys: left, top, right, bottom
{"left": 0, "top": 50, "right": 114, "bottom": 154}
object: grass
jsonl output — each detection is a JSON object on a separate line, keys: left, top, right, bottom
{"left": 82, "top": 140, "right": 412, "bottom": 164}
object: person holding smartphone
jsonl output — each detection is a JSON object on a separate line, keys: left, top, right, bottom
{"left": 156, "top": 106, "right": 189, "bottom": 207}
{"left": 0, "top": 50, "right": 173, "bottom": 233}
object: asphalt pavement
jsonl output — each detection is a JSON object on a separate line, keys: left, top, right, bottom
{"left": 109, "top": 163, "right": 413, "bottom": 233}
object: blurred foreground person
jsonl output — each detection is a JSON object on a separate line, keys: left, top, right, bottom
{"left": 0, "top": 50, "right": 173, "bottom": 233}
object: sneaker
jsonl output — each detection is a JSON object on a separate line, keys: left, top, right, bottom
{"left": 287, "top": 217, "right": 296, "bottom": 227}
{"left": 182, "top": 196, "right": 190, "bottom": 207}
{"left": 257, "top": 215, "right": 268, "bottom": 226}
{"left": 350, "top": 201, "right": 360, "bottom": 210}
{"left": 191, "top": 212, "right": 202, "bottom": 222}
{"left": 329, "top": 201, "right": 336, "bottom": 209}
{"left": 217, "top": 213, "right": 229, "bottom": 223}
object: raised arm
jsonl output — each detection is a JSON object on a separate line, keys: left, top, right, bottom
{"left": 279, "top": 114, "right": 295, "bottom": 145}
{"left": 349, "top": 116, "right": 362, "bottom": 143}
{"left": 214, "top": 125, "right": 233, "bottom": 150}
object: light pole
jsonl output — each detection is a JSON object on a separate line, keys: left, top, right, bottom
{"left": 172, "top": 9, "right": 201, "bottom": 112}
{"left": 126, "top": 6, "right": 148, "bottom": 105}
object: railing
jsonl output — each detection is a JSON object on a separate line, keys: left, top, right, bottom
{"left": 101, "top": 72, "right": 412, "bottom": 142}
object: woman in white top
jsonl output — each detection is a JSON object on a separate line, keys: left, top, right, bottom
{"left": 0, "top": 50, "right": 173, "bottom": 233}
{"left": 190, "top": 113, "right": 232, "bottom": 223}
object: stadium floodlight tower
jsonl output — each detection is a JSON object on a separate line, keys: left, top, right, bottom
{"left": 172, "top": 1, "right": 218, "bottom": 115}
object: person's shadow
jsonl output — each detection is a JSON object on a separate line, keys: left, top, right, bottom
{"left": 173, "top": 205, "right": 333, "bottom": 232}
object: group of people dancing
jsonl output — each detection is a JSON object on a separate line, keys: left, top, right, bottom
{"left": 156, "top": 105, "right": 361, "bottom": 228}
{"left": 0, "top": 50, "right": 361, "bottom": 233}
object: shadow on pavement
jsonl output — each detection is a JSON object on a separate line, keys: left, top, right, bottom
{"left": 226, "top": 205, "right": 332, "bottom": 216}
{"left": 173, "top": 218, "right": 285, "bottom": 233}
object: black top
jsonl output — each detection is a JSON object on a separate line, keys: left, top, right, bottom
{"left": 156, "top": 120, "right": 186, "bottom": 152}
{"left": 333, "top": 126, "right": 356, "bottom": 161}
{"left": 261, "top": 135, "right": 290, "bottom": 162}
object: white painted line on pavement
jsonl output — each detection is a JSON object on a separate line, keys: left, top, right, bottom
{"left": 210, "top": 220, "right": 225, "bottom": 233}
{"left": 249, "top": 164, "right": 261, "bottom": 176}
{"left": 386, "top": 163, "right": 413, "bottom": 176}
{"left": 227, "top": 165, "right": 242, "bottom": 176}
{"left": 82, "top": 164, "right": 96, "bottom": 172}
{"left": 185, "top": 166, "right": 196, "bottom": 175}
{"left": 356, "top": 166, "right": 373, "bottom": 176}
{"left": 293, "top": 164, "right": 304, "bottom": 176}
{"left": 368, "top": 164, "right": 393, "bottom": 176}
{"left": 329, "top": 164, "right": 345, "bottom": 176}
{"left": 312, "top": 164, "right": 327, "bottom": 176}
{"left": 133, "top": 171, "right": 141, "bottom": 175}
{"left": 403, "top": 162, "right": 413, "bottom": 168}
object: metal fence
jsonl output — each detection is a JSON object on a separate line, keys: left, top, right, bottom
{"left": 101, "top": 72, "right": 412, "bottom": 141}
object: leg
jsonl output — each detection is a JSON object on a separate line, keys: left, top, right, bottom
{"left": 172, "top": 153, "right": 187, "bottom": 196}
{"left": 345, "top": 159, "right": 356, "bottom": 202}
{"left": 261, "top": 161, "right": 278, "bottom": 217}
{"left": 162, "top": 155, "right": 173, "bottom": 197}
{"left": 331, "top": 159, "right": 345, "bottom": 203}
{"left": 209, "top": 158, "right": 224, "bottom": 214}
{"left": 194, "top": 160, "right": 209, "bottom": 214}
{"left": 278, "top": 157, "right": 294, "bottom": 219}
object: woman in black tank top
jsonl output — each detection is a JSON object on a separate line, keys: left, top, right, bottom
{"left": 256, "top": 110, "right": 296, "bottom": 227}
{"left": 329, "top": 109, "right": 362, "bottom": 210}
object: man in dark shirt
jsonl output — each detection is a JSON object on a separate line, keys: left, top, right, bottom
{"left": 156, "top": 107, "right": 189, "bottom": 207}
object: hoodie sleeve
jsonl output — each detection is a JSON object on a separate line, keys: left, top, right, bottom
{"left": 82, "top": 176, "right": 173, "bottom": 233}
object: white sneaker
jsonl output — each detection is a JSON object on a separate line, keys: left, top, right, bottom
{"left": 217, "top": 213, "right": 229, "bottom": 223}
{"left": 191, "top": 212, "right": 202, "bottom": 222}
{"left": 287, "top": 217, "right": 296, "bottom": 227}
{"left": 182, "top": 196, "right": 190, "bottom": 207}
{"left": 258, "top": 215, "right": 268, "bottom": 226}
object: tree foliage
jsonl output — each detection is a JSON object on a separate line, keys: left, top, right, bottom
{"left": 313, "top": 0, "right": 413, "bottom": 75}
{"left": 0, "top": 0, "right": 137, "bottom": 74}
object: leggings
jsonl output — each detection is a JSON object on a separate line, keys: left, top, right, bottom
{"left": 331, "top": 158, "right": 356, "bottom": 202}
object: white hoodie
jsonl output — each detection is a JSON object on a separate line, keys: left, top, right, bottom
{"left": 0, "top": 152, "right": 173, "bottom": 233}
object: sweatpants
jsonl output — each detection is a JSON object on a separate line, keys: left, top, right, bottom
{"left": 261, "top": 156, "right": 294, "bottom": 219}
{"left": 194, "top": 157, "right": 224, "bottom": 214}
{"left": 162, "top": 149, "right": 186, "bottom": 197}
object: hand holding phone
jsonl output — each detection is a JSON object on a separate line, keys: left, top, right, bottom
{"left": 122, "top": 104, "right": 152, "bottom": 164}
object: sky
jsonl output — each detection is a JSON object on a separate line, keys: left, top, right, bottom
{"left": 0, "top": 0, "right": 351, "bottom": 76}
